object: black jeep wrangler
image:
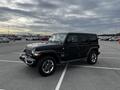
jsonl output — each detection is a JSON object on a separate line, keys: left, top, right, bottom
{"left": 20, "top": 33, "right": 100, "bottom": 76}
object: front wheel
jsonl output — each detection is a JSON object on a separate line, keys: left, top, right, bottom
{"left": 38, "top": 56, "right": 56, "bottom": 76}
{"left": 87, "top": 51, "right": 98, "bottom": 64}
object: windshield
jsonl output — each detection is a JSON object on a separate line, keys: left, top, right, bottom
{"left": 49, "top": 33, "right": 67, "bottom": 43}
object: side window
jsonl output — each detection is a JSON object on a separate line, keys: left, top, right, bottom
{"left": 67, "top": 35, "right": 78, "bottom": 43}
{"left": 88, "top": 35, "right": 97, "bottom": 41}
{"left": 78, "top": 35, "right": 88, "bottom": 43}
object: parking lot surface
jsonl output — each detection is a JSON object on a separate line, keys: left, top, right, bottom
{"left": 0, "top": 41, "right": 120, "bottom": 90}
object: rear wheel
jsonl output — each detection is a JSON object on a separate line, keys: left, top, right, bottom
{"left": 38, "top": 56, "right": 56, "bottom": 76}
{"left": 87, "top": 51, "right": 98, "bottom": 64}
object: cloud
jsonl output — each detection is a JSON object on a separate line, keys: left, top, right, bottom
{"left": 0, "top": 0, "right": 120, "bottom": 34}
{"left": 0, "top": 27, "right": 31, "bottom": 34}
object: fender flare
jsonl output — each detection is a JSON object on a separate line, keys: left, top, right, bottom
{"left": 87, "top": 47, "right": 99, "bottom": 56}
{"left": 38, "top": 50, "right": 61, "bottom": 63}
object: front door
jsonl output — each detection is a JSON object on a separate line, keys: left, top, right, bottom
{"left": 64, "top": 34, "right": 80, "bottom": 61}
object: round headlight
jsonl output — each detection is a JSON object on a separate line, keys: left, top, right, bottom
{"left": 32, "top": 49, "right": 35, "bottom": 54}
{"left": 32, "top": 49, "right": 40, "bottom": 56}
{"left": 34, "top": 53, "right": 39, "bottom": 56}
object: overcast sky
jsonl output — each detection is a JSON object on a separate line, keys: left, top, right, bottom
{"left": 0, "top": 0, "right": 120, "bottom": 34}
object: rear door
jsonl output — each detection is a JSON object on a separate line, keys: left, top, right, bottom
{"left": 78, "top": 34, "right": 89, "bottom": 57}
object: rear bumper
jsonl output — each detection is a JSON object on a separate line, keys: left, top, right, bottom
{"left": 19, "top": 54, "right": 36, "bottom": 65}
{"left": 98, "top": 51, "right": 100, "bottom": 55}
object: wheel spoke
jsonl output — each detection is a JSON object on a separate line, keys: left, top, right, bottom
{"left": 91, "top": 53, "right": 97, "bottom": 62}
{"left": 42, "top": 59, "right": 54, "bottom": 74}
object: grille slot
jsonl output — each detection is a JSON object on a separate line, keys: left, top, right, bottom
{"left": 24, "top": 49, "right": 32, "bottom": 56}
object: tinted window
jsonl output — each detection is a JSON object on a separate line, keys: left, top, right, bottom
{"left": 78, "top": 35, "right": 88, "bottom": 43}
{"left": 88, "top": 35, "right": 97, "bottom": 41}
{"left": 67, "top": 34, "right": 78, "bottom": 43}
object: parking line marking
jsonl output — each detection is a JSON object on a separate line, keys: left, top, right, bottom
{"left": 0, "top": 59, "right": 120, "bottom": 71}
{"left": 0, "top": 60, "right": 22, "bottom": 63}
{"left": 99, "top": 57, "right": 120, "bottom": 60}
{"left": 0, "top": 89, "right": 5, "bottom": 90}
{"left": 55, "top": 64, "right": 68, "bottom": 90}
{"left": 71, "top": 65, "right": 120, "bottom": 71}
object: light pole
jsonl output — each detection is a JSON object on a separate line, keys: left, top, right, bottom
{"left": 8, "top": 25, "right": 10, "bottom": 35}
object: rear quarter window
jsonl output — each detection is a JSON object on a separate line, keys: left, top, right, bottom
{"left": 87, "top": 35, "right": 98, "bottom": 42}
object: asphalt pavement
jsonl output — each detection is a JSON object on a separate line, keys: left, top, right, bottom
{"left": 0, "top": 40, "right": 120, "bottom": 90}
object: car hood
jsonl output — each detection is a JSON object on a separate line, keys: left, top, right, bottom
{"left": 26, "top": 42, "right": 62, "bottom": 49}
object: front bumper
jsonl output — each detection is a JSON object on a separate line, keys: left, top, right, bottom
{"left": 19, "top": 54, "right": 36, "bottom": 65}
